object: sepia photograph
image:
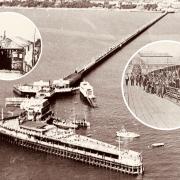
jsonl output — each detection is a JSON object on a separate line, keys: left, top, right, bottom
{"left": 0, "top": 12, "right": 42, "bottom": 80}
{"left": 0, "top": 0, "right": 180, "bottom": 180}
{"left": 122, "top": 41, "right": 180, "bottom": 130}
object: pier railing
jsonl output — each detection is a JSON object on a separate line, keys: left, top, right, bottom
{"left": 0, "top": 127, "right": 143, "bottom": 175}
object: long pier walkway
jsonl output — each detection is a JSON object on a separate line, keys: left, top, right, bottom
{"left": 124, "top": 84, "right": 180, "bottom": 130}
{"left": 64, "top": 12, "right": 169, "bottom": 86}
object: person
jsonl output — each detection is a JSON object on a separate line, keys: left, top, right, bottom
{"left": 142, "top": 75, "right": 147, "bottom": 91}
{"left": 157, "top": 80, "right": 163, "bottom": 97}
{"left": 136, "top": 74, "right": 139, "bottom": 86}
{"left": 125, "top": 74, "right": 129, "bottom": 86}
{"left": 130, "top": 74, "right": 134, "bottom": 86}
{"left": 146, "top": 80, "right": 151, "bottom": 93}
{"left": 151, "top": 80, "right": 155, "bottom": 94}
{"left": 175, "top": 76, "right": 179, "bottom": 88}
{"left": 139, "top": 74, "right": 143, "bottom": 87}
{"left": 161, "top": 81, "right": 166, "bottom": 98}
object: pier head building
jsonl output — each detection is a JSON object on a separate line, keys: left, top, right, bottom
{"left": 0, "top": 31, "right": 41, "bottom": 75}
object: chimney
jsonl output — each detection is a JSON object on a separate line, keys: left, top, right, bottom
{"left": 3, "top": 30, "right": 6, "bottom": 40}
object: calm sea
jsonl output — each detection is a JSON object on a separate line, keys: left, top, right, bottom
{"left": 0, "top": 8, "right": 180, "bottom": 180}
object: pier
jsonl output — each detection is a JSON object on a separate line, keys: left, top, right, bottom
{"left": 0, "top": 130, "right": 143, "bottom": 175}
{"left": 124, "top": 85, "right": 180, "bottom": 129}
{"left": 64, "top": 12, "right": 169, "bottom": 86}
{"left": 124, "top": 63, "right": 180, "bottom": 129}
{"left": 4, "top": 11, "right": 172, "bottom": 175}
{"left": 13, "top": 12, "right": 170, "bottom": 99}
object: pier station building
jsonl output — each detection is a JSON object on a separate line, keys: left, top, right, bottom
{"left": 0, "top": 31, "right": 41, "bottom": 75}
{"left": 128, "top": 52, "right": 175, "bottom": 74}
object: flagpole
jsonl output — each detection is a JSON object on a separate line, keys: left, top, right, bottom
{"left": 1, "top": 108, "right": 4, "bottom": 121}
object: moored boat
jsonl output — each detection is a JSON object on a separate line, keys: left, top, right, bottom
{"left": 52, "top": 79, "right": 75, "bottom": 93}
{"left": 53, "top": 109, "right": 90, "bottom": 129}
{"left": 74, "top": 118, "right": 90, "bottom": 128}
{"left": 72, "top": 108, "right": 90, "bottom": 128}
{"left": 53, "top": 118, "right": 78, "bottom": 129}
{"left": 151, "top": 143, "right": 165, "bottom": 148}
{"left": 13, "top": 80, "right": 50, "bottom": 97}
{"left": 13, "top": 79, "right": 77, "bottom": 98}
{"left": 116, "top": 127, "right": 140, "bottom": 138}
{"left": 79, "top": 81, "right": 97, "bottom": 107}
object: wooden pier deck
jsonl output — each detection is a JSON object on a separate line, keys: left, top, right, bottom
{"left": 124, "top": 85, "right": 180, "bottom": 130}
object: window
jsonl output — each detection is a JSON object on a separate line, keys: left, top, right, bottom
{"left": 19, "top": 53, "right": 23, "bottom": 58}
{"left": 12, "top": 52, "right": 18, "bottom": 57}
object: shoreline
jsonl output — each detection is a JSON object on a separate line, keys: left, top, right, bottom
{"left": 0, "top": 6, "right": 165, "bottom": 13}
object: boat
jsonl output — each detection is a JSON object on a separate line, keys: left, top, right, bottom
{"left": 35, "top": 86, "right": 55, "bottom": 99}
{"left": 87, "top": 134, "right": 92, "bottom": 137}
{"left": 13, "top": 80, "right": 50, "bottom": 97}
{"left": 74, "top": 118, "right": 90, "bottom": 128}
{"left": 13, "top": 79, "right": 77, "bottom": 98}
{"left": 116, "top": 127, "right": 140, "bottom": 138}
{"left": 53, "top": 118, "right": 78, "bottom": 130}
{"left": 53, "top": 109, "right": 90, "bottom": 129}
{"left": 0, "top": 105, "right": 144, "bottom": 175}
{"left": 72, "top": 109, "right": 90, "bottom": 128}
{"left": 79, "top": 81, "right": 97, "bottom": 107}
{"left": 52, "top": 79, "right": 78, "bottom": 93}
{"left": 151, "top": 143, "right": 165, "bottom": 148}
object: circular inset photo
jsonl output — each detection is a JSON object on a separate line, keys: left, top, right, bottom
{"left": 122, "top": 40, "right": 180, "bottom": 130}
{"left": 0, "top": 12, "right": 42, "bottom": 80}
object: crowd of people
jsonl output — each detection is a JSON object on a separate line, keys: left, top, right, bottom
{"left": 125, "top": 68, "right": 180, "bottom": 98}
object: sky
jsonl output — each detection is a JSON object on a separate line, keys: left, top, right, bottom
{"left": 0, "top": 12, "right": 41, "bottom": 42}
{"left": 141, "top": 41, "right": 180, "bottom": 57}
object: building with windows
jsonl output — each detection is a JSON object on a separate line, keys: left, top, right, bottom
{"left": 129, "top": 52, "right": 180, "bottom": 74}
{"left": 0, "top": 31, "right": 41, "bottom": 74}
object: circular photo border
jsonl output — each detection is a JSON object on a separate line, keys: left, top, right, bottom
{"left": 121, "top": 40, "right": 180, "bottom": 131}
{"left": 0, "top": 11, "right": 43, "bottom": 81}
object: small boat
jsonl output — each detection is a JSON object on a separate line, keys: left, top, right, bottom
{"left": 53, "top": 118, "right": 78, "bottom": 130}
{"left": 151, "top": 143, "right": 165, "bottom": 148}
{"left": 70, "top": 107, "right": 90, "bottom": 129}
{"left": 116, "top": 127, "right": 140, "bottom": 138}
{"left": 74, "top": 112, "right": 90, "bottom": 128}
{"left": 74, "top": 118, "right": 90, "bottom": 128}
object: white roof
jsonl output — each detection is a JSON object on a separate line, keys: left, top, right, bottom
{"left": 53, "top": 79, "right": 69, "bottom": 85}
{"left": 33, "top": 80, "right": 49, "bottom": 86}
{"left": 20, "top": 98, "right": 48, "bottom": 110}
{"left": 80, "top": 81, "right": 93, "bottom": 90}
{"left": 0, "top": 36, "right": 32, "bottom": 49}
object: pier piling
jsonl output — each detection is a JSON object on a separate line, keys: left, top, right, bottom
{"left": 0, "top": 132, "right": 143, "bottom": 175}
